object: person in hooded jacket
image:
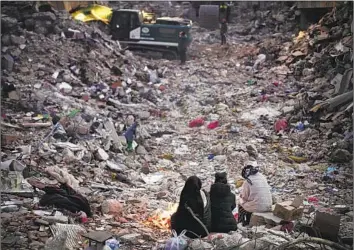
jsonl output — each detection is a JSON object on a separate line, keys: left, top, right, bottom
{"left": 238, "top": 164, "right": 272, "bottom": 226}
{"left": 170, "top": 176, "right": 211, "bottom": 238}
{"left": 210, "top": 172, "right": 237, "bottom": 233}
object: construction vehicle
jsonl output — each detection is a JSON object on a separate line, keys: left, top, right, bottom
{"left": 61, "top": 5, "right": 192, "bottom": 60}
{"left": 109, "top": 9, "right": 192, "bottom": 60}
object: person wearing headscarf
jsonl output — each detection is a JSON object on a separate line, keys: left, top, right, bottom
{"left": 210, "top": 172, "right": 237, "bottom": 233}
{"left": 170, "top": 176, "right": 211, "bottom": 238}
{"left": 238, "top": 163, "right": 272, "bottom": 226}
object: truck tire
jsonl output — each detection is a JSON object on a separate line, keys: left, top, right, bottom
{"left": 198, "top": 5, "right": 219, "bottom": 30}
{"left": 163, "top": 50, "right": 177, "bottom": 60}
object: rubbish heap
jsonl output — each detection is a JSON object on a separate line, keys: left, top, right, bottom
{"left": 1, "top": 2, "right": 352, "bottom": 250}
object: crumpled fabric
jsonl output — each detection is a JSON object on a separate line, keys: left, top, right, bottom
{"left": 40, "top": 183, "right": 92, "bottom": 217}
{"left": 45, "top": 166, "right": 80, "bottom": 192}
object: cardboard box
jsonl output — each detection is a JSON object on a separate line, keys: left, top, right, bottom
{"left": 313, "top": 211, "right": 341, "bottom": 242}
{"left": 273, "top": 201, "right": 304, "bottom": 221}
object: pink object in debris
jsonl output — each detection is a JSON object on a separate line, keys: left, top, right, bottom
{"left": 308, "top": 197, "right": 319, "bottom": 203}
{"left": 189, "top": 118, "right": 205, "bottom": 128}
{"left": 274, "top": 118, "right": 288, "bottom": 132}
{"left": 207, "top": 121, "right": 219, "bottom": 129}
{"left": 79, "top": 211, "right": 88, "bottom": 223}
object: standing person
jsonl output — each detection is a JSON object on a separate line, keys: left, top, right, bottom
{"left": 220, "top": 19, "right": 228, "bottom": 45}
{"left": 170, "top": 176, "right": 211, "bottom": 238}
{"left": 178, "top": 31, "right": 188, "bottom": 65}
{"left": 238, "top": 164, "right": 272, "bottom": 226}
{"left": 210, "top": 172, "right": 237, "bottom": 233}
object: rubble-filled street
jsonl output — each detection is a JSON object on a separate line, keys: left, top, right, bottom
{"left": 1, "top": 1, "right": 353, "bottom": 250}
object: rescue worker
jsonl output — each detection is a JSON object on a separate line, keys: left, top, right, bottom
{"left": 220, "top": 19, "right": 228, "bottom": 45}
{"left": 178, "top": 31, "right": 188, "bottom": 65}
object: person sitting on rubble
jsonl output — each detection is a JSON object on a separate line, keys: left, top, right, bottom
{"left": 28, "top": 178, "right": 92, "bottom": 218}
{"left": 210, "top": 172, "right": 237, "bottom": 233}
{"left": 170, "top": 176, "right": 211, "bottom": 238}
{"left": 238, "top": 163, "right": 272, "bottom": 226}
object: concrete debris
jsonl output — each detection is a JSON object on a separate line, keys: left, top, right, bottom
{"left": 95, "top": 148, "right": 110, "bottom": 161}
{"left": 1, "top": 1, "right": 352, "bottom": 250}
{"left": 101, "top": 199, "right": 123, "bottom": 215}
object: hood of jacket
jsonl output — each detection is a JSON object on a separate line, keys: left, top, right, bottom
{"left": 211, "top": 183, "right": 231, "bottom": 197}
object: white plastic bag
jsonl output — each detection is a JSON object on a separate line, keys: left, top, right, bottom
{"left": 164, "top": 230, "right": 188, "bottom": 250}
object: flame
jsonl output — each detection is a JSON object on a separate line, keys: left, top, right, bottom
{"left": 145, "top": 203, "right": 178, "bottom": 230}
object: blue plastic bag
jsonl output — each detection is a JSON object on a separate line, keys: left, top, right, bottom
{"left": 105, "top": 238, "right": 120, "bottom": 250}
{"left": 164, "top": 230, "right": 188, "bottom": 250}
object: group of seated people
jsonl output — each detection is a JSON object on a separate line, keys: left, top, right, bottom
{"left": 170, "top": 164, "right": 272, "bottom": 238}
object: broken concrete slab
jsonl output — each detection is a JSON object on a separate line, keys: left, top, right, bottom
{"left": 2, "top": 54, "right": 14, "bottom": 72}
{"left": 42, "top": 215, "right": 69, "bottom": 224}
{"left": 95, "top": 148, "right": 109, "bottom": 161}
{"left": 120, "top": 233, "right": 142, "bottom": 244}
{"left": 249, "top": 212, "right": 282, "bottom": 227}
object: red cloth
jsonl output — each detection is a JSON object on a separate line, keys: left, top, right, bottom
{"left": 188, "top": 118, "right": 205, "bottom": 128}
{"left": 207, "top": 121, "right": 219, "bottom": 129}
{"left": 274, "top": 119, "right": 288, "bottom": 132}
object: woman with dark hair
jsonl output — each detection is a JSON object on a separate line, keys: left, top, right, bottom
{"left": 210, "top": 172, "right": 237, "bottom": 233}
{"left": 170, "top": 176, "right": 211, "bottom": 238}
{"left": 238, "top": 163, "right": 272, "bottom": 226}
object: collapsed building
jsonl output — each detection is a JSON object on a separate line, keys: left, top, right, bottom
{"left": 1, "top": 1, "right": 353, "bottom": 250}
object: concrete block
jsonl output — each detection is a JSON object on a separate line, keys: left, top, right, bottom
{"left": 250, "top": 212, "right": 282, "bottom": 227}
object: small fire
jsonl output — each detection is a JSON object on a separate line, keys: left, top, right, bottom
{"left": 145, "top": 203, "right": 178, "bottom": 230}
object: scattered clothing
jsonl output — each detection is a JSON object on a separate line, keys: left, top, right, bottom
{"left": 45, "top": 165, "right": 80, "bottom": 192}
{"left": 239, "top": 166, "right": 272, "bottom": 214}
{"left": 39, "top": 183, "right": 92, "bottom": 217}
{"left": 171, "top": 176, "right": 211, "bottom": 238}
{"left": 210, "top": 179, "right": 237, "bottom": 232}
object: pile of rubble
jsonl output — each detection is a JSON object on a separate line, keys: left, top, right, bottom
{"left": 230, "top": 2, "right": 298, "bottom": 36}
{"left": 1, "top": 2, "right": 353, "bottom": 250}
